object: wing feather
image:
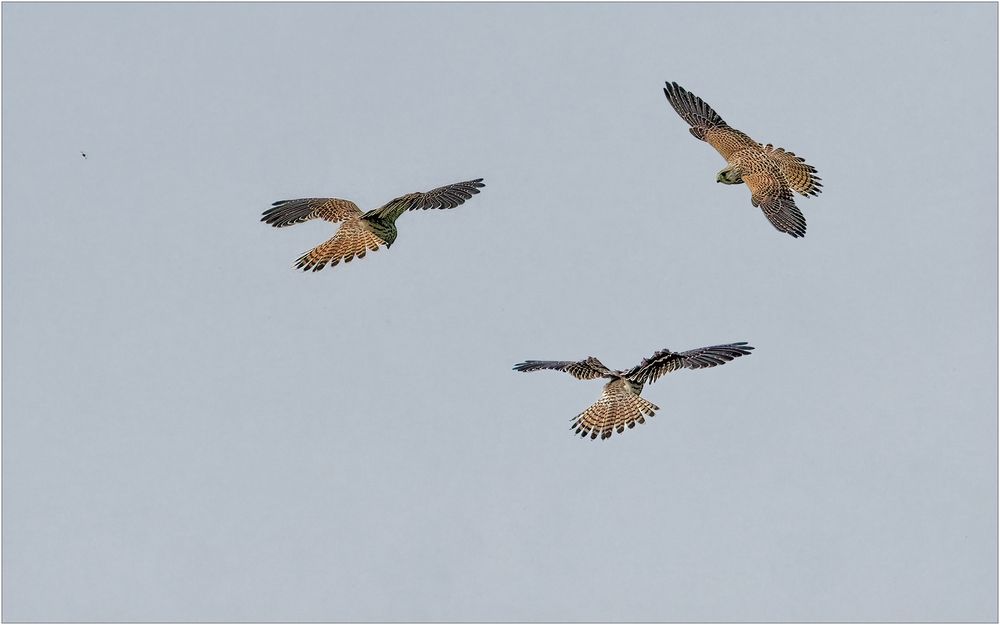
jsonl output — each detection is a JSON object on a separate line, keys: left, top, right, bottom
{"left": 365, "top": 178, "right": 485, "bottom": 222}
{"left": 512, "top": 357, "right": 611, "bottom": 380}
{"left": 627, "top": 342, "right": 754, "bottom": 385}
{"left": 663, "top": 81, "right": 757, "bottom": 160}
{"left": 743, "top": 172, "right": 807, "bottom": 238}
{"left": 262, "top": 198, "right": 362, "bottom": 227}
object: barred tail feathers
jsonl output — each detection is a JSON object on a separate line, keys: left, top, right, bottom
{"left": 571, "top": 392, "right": 660, "bottom": 440}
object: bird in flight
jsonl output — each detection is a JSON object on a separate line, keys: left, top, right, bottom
{"left": 262, "top": 178, "right": 485, "bottom": 271}
{"left": 80, "top": 151, "right": 87, "bottom": 159}
{"left": 662, "top": 81, "right": 822, "bottom": 238}
{"left": 514, "top": 342, "right": 753, "bottom": 440}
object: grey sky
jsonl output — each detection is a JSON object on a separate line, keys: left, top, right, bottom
{"left": 2, "top": 2, "right": 996, "bottom": 622}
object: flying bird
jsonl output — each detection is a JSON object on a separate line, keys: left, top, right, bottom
{"left": 663, "top": 81, "right": 822, "bottom": 238}
{"left": 262, "top": 178, "right": 485, "bottom": 271}
{"left": 514, "top": 342, "right": 753, "bottom": 440}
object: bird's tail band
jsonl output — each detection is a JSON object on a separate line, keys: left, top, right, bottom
{"left": 571, "top": 394, "right": 660, "bottom": 440}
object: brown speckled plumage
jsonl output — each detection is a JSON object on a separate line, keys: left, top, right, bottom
{"left": 663, "top": 81, "right": 821, "bottom": 238}
{"left": 514, "top": 342, "right": 754, "bottom": 440}
{"left": 262, "top": 179, "right": 485, "bottom": 271}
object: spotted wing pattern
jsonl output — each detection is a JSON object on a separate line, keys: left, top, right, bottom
{"left": 294, "top": 220, "right": 387, "bottom": 272}
{"left": 763, "top": 144, "right": 823, "bottom": 197}
{"left": 663, "top": 81, "right": 757, "bottom": 160}
{"left": 512, "top": 357, "right": 611, "bottom": 380}
{"left": 627, "top": 342, "right": 755, "bottom": 385}
{"left": 743, "top": 172, "right": 807, "bottom": 238}
{"left": 571, "top": 379, "right": 660, "bottom": 440}
{"left": 365, "top": 179, "right": 485, "bottom": 222}
{"left": 261, "top": 198, "right": 362, "bottom": 227}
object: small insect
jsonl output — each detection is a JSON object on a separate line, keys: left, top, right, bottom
{"left": 80, "top": 151, "right": 87, "bottom": 159}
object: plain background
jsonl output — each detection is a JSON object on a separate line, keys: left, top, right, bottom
{"left": 3, "top": 2, "right": 997, "bottom": 622}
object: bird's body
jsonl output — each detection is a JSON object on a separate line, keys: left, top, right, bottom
{"left": 663, "top": 81, "right": 822, "bottom": 238}
{"left": 514, "top": 342, "right": 754, "bottom": 440}
{"left": 262, "top": 178, "right": 485, "bottom": 271}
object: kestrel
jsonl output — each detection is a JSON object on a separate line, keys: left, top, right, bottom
{"left": 262, "top": 178, "right": 485, "bottom": 271}
{"left": 663, "top": 81, "right": 822, "bottom": 238}
{"left": 514, "top": 342, "right": 754, "bottom": 440}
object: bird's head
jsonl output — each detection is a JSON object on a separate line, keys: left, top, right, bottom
{"left": 716, "top": 167, "right": 742, "bottom": 185}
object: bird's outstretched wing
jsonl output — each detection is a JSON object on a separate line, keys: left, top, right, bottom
{"left": 743, "top": 172, "right": 807, "bottom": 238}
{"left": 364, "top": 179, "right": 485, "bottom": 222}
{"left": 262, "top": 198, "right": 363, "bottom": 227}
{"left": 571, "top": 381, "right": 659, "bottom": 440}
{"left": 294, "top": 220, "right": 387, "bottom": 271}
{"left": 513, "top": 357, "right": 612, "bottom": 380}
{"left": 626, "top": 342, "right": 754, "bottom": 385}
{"left": 663, "top": 81, "right": 757, "bottom": 161}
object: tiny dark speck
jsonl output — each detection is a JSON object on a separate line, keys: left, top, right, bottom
{"left": 80, "top": 152, "right": 87, "bottom": 159}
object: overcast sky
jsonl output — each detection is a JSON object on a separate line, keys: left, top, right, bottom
{"left": 3, "top": 2, "right": 996, "bottom": 622}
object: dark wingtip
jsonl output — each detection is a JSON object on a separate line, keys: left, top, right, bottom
{"left": 260, "top": 208, "right": 282, "bottom": 225}
{"left": 664, "top": 81, "right": 687, "bottom": 96}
